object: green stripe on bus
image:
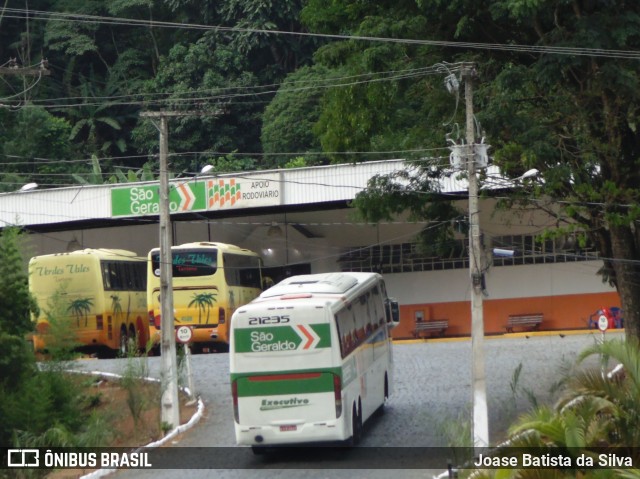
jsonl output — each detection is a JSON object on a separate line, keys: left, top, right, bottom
{"left": 233, "top": 323, "right": 331, "bottom": 353}
{"left": 234, "top": 370, "right": 337, "bottom": 397}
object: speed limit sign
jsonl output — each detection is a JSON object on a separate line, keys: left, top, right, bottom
{"left": 598, "top": 314, "right": 609, "bottom": 332}
{"left": 176, "top": 325, "right": 193, "bottom": 343}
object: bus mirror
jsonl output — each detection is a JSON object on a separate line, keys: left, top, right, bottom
{"left": 386, "top": 299, "right": 400, "bottom": 326}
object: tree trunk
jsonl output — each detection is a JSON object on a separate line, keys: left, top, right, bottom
{"left": 609, "top": 224, "right": 640, "bottom": 340}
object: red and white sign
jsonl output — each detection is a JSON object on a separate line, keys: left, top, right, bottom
{"left": 176, "top": 325, "right": 193, "bottom": 343}
{"left": 598, "top": 315, "right": 609, "bottom": 332}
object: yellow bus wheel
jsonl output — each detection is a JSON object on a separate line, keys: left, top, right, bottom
{"left": 119, "top": 327, "right": 129, "bottom": 356}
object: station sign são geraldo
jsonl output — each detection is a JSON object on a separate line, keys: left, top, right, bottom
{"left": 110, "top": 174, "right": 281, "bottom": 217}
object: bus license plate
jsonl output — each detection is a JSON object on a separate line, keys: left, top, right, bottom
{"left": 280, "top": 425, "right": 297, "bottom": 432}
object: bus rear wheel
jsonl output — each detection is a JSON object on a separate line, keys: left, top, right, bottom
{"left": 128, "top": 325, "right": 137, "bottom": 352}
{"left": 349, "top": 403, "right": 362, "bottom": 446}
{"left": 375, "top": 373, "right": 389, "bottom": 417}
{"left": 119, "top": 327, "right": 128, "bottom": 356}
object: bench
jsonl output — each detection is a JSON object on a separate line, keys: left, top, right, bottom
{"left": 506, "top": 313, "right": 543, "bottom": 333}
{"left": 413, "top": 320, "right": 449, "bottom": 338}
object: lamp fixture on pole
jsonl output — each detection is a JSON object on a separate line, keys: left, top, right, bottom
{"left": 19, "top": 182, "right": 38, "bottom": 192}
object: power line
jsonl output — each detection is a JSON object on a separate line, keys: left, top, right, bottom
{"left": 3, "top": 8, "right": 640, "bottom": 60}
{"left": 20, "top": 65, "right": 450, "bottom": 110}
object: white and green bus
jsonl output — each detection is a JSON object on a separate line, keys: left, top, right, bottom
{"left": 229, "top": 272, "right": 399, "bottom": 449}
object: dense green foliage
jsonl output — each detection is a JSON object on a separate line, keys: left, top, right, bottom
{"left": 0, "top": 228, "right": 38, "bottom": 387}
{"left": 0, "top": 0, "right": 316, "bottom": 187}
{"left": 0, "top": 228, "right": 108, "bottom": 448}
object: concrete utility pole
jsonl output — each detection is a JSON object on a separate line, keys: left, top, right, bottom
{"left": 140, "top": 111, "right": 182, "bottom": 430}
{"left": 140, "top": 109, "right": 221, "bottom": 431}
{"left": 461, "top": 64, "right": 489, "bottom": 448}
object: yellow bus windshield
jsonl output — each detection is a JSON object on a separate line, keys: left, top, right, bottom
{"left": 148, "top": 246, "right": 262, "bottom": 347}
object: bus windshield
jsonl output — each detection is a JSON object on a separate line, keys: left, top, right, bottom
{"left": 151, "top": 249, "right": 218, "bottom": 277}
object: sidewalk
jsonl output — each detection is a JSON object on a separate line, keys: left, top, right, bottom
{"left": 394, "top": 327, "right": 626, "bottom": 344}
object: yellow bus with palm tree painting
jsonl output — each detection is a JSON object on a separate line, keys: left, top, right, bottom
{"left": 147, "top": 242, "right": 263, "bottom": 352}
{"left": 29, "top": 249, "right": 148, "bottom": 358}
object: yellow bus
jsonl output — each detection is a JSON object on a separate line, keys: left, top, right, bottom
{"left": 29, "top": 249, "right": 148, "bottom": 358}
{"left": 147, "top": 242, "right": 263, "bottom": 352}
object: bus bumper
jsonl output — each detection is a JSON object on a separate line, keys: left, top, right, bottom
{"left": 234, "top": 420, "right": 346, "bottom": 446}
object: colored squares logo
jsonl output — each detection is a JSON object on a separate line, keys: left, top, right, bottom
{"left": 207, "top": 179, "right": 241, "bottom": 208}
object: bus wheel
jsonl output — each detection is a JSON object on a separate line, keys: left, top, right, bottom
{"left": 128, "top": 325, "right": 137, "bottom": 352}
{"left": 375, "top": 373, "right": 389, "bottom": 417}
{"left": 119, "top": 327, "right": 129, "bottom": 356}
{"left": 350, "top": 403, "right": 362, "bottom": 446}
{"left": 384, "top": 372, "right": 389, "bottom": 401}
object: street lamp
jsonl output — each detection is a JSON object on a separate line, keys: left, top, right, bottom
{"left": 19, "top": 182, "right": 38, "bottom": 192}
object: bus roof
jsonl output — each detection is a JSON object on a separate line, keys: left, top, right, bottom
{"left": 259, "top": 272, "right": 380, "bottom": 299}
{"left": 148, "top": 242, "right": 258, "bottom": 255}
{"left": 29, "top": 248, "right": 142, "bottom": 262}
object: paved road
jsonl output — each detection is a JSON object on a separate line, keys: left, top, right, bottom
{"left": 70, "top": 330, "right": 622, "bottom": 479}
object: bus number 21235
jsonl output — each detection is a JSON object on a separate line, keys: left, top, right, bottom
{"left": 248, "top": 315, "right": 290, "bottom": 325}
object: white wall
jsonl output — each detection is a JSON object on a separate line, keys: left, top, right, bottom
{"left": 384, "top": 261, "right": 615, "bottom": 305}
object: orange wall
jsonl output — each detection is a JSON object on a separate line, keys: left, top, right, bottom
{"left": 392, "top": 291, "right": 621, "bottom": 339}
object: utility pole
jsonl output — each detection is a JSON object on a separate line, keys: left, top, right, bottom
{"left": 461, "top": 64, "right": 489, "bottom": 448}
{"left": 141, "top": 111, "right": 180, "bottom": 430}
{"left": 0, "top": 59, "right": 50, "bottom": 107}
{"left": 140, "top": 109, "right": 221, "bottom": 431}
{"left": 0, "top": 58, "right": 50, "bottom": 77}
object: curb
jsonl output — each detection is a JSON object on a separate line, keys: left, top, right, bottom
{"left": 393, "top": 328, "right": 626, "bottom": 345}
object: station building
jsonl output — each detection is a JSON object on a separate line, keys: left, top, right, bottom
{"left": 0, "top": 160, "right": 619, "bottom": 338}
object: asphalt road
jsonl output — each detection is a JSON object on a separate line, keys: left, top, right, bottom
{"left": 68, "top": 329, "right": 623, "bottom": 479}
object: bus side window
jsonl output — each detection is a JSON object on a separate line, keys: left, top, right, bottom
{"left": 102, "top": 263, "right": 111, "bottom": 290}
{"left": 136, "top": 262, "right": 147, "bottom": 291}
{"left": 336, "top": 311, "right": 352, "bottom": 358}
{"left": 372, "top": 286, "right": 384, "bottom": 328}
{"left": 113, "top": 263, "right": 124, "bottom": 290}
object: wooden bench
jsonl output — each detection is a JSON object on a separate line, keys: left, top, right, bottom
{"left": 413, "top": 319, "right": 449, "bottom": 338}
{"left": 506, "top": 313, "right": 543, "bottom": 333}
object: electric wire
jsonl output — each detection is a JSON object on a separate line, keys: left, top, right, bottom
{"left": 3, "top": 8, "right": 640, "bottom": 60}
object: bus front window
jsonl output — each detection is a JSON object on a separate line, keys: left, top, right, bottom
{"left": 151, "top": 250, "right": 218, "bottom": 277}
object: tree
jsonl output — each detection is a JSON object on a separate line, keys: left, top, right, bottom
{"left": 301, "top": 0, "right": 456, "bottom": 162}
{"left": 301, "top": 0, "right": 640, "bottom": 340}
{"left": 0, "top": 228, "right": 39, "bottom": 388}
{"left": 218, "top": 0, "right": 316, "bottom": 78}
{"left": 261, "top": 65, "right": 333, "bottom": 168}
{"left": 132, "top": 34, "right": 264, "bottom": 172}
{"left": 0, "top": 107, "right": 79, "bottom": 188}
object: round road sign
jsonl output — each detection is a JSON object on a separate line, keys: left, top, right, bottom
{"left": 598, "top": 315, "right": 609, "bottom": 332}
{"left": 176, "top": 325, "right": 193, "bottom": 343}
